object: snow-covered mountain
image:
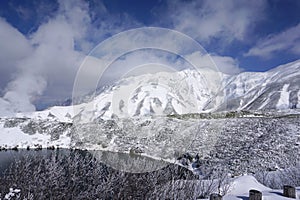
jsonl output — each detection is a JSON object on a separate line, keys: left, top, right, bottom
{"left": 0, "top": 59, "right": 299, "bottom": 152}
{"left": 73, "top": 59, "right": 300, "bottom": 121}
{"left": 223, "top": 59, "right": 300, "bottom": 111}
{"left": 0, "top": 60, "right": 299, "bottom": 198}
{"left": 1, "top": 59, "right": 299, "bottom": 122}
{"left": 0, "top": 59, "right": 299, "bottom": 178}
{"left": 72, "top": 69, "right": 216, "bottom": 122}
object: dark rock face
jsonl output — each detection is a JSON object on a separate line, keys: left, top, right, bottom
{"left": 3, "top": 118, "right": 28, "bottom": 128}
{"left": 3, "top": 117, "right": 72, "bottom": 139}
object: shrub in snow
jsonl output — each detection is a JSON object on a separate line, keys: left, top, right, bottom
{"left": 0, "top": 150, "right": 198, "bottom": 199}
{"left": 2, "top": 188, "right": 21, "bottom": 200}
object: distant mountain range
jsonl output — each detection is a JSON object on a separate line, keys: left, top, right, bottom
{"left": 0, "top": 59, "right": 299, "bottom": 167}
{"left": 69, "top": 59, "right": 300, "bottom": 120}
{"left": 223, "top": 59, "right": 300, "bottom": 111}
{"left": 0, "top": 59, "right": 298, "bottom": 123}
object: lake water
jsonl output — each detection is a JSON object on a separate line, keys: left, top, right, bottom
{"left": 0, "top": 148, "right": 169, "bottom": 176}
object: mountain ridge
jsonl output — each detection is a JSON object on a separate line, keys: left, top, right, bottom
{"left": 71, "top": 59, "right": 300, "bottom": 120}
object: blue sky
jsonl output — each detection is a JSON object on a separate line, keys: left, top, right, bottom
{"left": 0, "top": 0, "right": 299, "bottom": 111}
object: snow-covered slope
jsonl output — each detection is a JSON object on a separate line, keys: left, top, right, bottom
{"left": 72, "top": 69, "right": 218, "bottom": 122}
{"left": 223, "top": 59, "right": 300, "bottom": 111}
{"left": 226, "top": 175, "right": 269, "bottom": 196}
{"left": 224, "top": 175, "right": 299, "bottom": 200}
{"left": 1, "top": 59, "right": 299, "bottom": 123}
{"left": 152, "top": 175, "right": 300, "bottom": 199}
{"left": 0, "top": 60, "right": 299, "bottom": 199}
{"left": 0, "top": 59, "right": 299, "bottom": 151}
{"left": 73, "top": 59, "right": 300, "bottom": 120}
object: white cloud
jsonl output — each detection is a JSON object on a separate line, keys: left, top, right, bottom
{"left": 0, "top": 18, "right": 32, "bottom": 62}
{"left": 0, "top": 0, "right": 128, "bottom": 115}
{"left": 0, "top": 18, "right": 34, "bottom": 115}
{"left": 211, "top": 55, "right": 242, "bottom": 75}
{"left": 0, "top": 0, "right": 90, "bottom": 113}
{"left": 185, "top": 52, "right": 242, "bottom": 75}
{"left": 73, "top": 28, "right": 243, "bottom": 102}
{"left": 73, "top": 49, "right": 192, "bottom": 99}
{"left": 0, "top": 0, "right": 247, "bottom": 115}
{"left": 0, "top": 18, "right": 33, "bottom": 92}
{"left": 245, "top": 23, "right": 300, "bottom": 58}
{"left": 159, "top": 0, "right": 266, "bottom": 45}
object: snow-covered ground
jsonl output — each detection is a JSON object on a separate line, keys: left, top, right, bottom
{"left": 277, "top": 84, "right": 291, "bottom": 109}
{"left": 223, "top": 175, "right": 299, "bottom": 200}
{"left": 0, "top": 122, "right": 71, "bottom": 149}
{"left": 149, "top": 174, "right": 300, "bottom": 199}
{"left": 0, "top": 116, "right": 72, "bottom": 149}
{"left": 2, "top": 175, "right": 299, "bottom": 199}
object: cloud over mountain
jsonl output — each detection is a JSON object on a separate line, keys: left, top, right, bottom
{"left": 245, "top": 23, "right": 300, "bottom": 58}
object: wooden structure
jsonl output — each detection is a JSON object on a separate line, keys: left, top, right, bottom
{"left": 283, "top": 185, "right": 296, "bottom": 198}
{"left": 249, "top": 189, "right": 262, "bottom": 200}
{"left": 209, "top": 193, "right": 222, "bottom": 200}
